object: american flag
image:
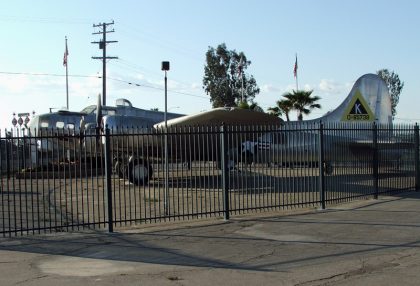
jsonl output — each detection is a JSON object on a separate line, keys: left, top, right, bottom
{"left": 63, "top": 39, "right": 69, "bottom": 66}
{"left": 293, "top": 55, "right": 298, "bottom": 78}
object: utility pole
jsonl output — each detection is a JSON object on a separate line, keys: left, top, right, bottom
{"left": 64, "top": 36, "right": 69, "bottom": 110}
{"left": 92, "top": 21, "right": 118, "bottom": 106}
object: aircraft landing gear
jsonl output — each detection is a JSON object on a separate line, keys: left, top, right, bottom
{"left": 114, "top": 160, "right": 126, "bottom": 178}
{"left": 243, "top": 150, "right": 254, "bottom": 165}
{"left": 127, "top": 158, "right": 153, "bottom": 186}
{"left": 324, "top": 162, "right": 333, "bottom": 175}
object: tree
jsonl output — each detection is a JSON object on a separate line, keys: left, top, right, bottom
{"left": 376, "top": 69, "right": 404, "bottom": 118}
{"left": 238, "top": 100, "right": 264, "bottom": 113}
{"left": 267, "top": 99, "right": 293, "bottom": 121}
{"left": 203, "top": 43, "right": 260, "bottom": 108}
{"left": 283, "top": 90, "right": 321, "bottom": 121}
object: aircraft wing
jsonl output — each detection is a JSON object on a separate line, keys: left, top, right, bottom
{"left": 154, "top": 107, "right": 282, "bottom": 128}
{"left": 343, "top": 140, "right": 414, "bottom": 150}
{"left": 329, "top": 139, "right": 413, "bottom": 163}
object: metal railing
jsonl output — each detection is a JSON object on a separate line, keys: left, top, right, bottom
{"left": 0, "top": 123, "right": 418, "bottom": 236}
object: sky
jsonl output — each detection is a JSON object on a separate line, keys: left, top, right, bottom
{"left": 1, "top": 0, "right": 419, "bottom": 130}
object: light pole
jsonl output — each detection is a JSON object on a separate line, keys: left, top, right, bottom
{"left": 161, "top": 61, "right": 170, "bottom": 216}
{"left": 162, "top": 61, "right": 170, "bottom": 127}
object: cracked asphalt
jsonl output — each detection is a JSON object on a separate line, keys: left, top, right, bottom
{"left": 1, "top": 192, "right": 420, "bottom": 285}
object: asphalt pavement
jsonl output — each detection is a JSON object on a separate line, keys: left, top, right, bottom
{"left": 1, "top": 191, "right": 420, "bottom": 286}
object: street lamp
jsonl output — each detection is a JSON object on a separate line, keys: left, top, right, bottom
{"left": 161, "top": 61, "right": 170, "bottom": 127}
{"left": 161, "top": 61, "right": 170, "bottom": 215}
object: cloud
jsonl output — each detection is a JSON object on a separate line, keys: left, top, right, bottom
{"left": 259, "top": 79, "right": 355, "bottom": 100}
{"left": 319, "top": 79, "right": 335, "bottom": 91}
{"left": 190, "top": 82, "right": 201, "bottom": 90}
{"left": 317, "top": 79, "right": 354, "bottom": 95}
{"left": 135, "top": 73, "right": 145, "bottom": 80}
{"left": 303, "top": 84, "right": 313, "bottom": 91}
{"left": 261, "top": 84, "right": 282, "bottom": 93}
{"left": 281, "top": 84, "right": 313, "bottom": 93}
{"left": 0, "top": 74, "right": 31, "bottom": 93}
{"left": 309, "top": 79, "right": 356, "bottom": 118}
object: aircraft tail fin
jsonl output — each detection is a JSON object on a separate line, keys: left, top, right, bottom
{"left": 319, "top": 74, "right": 392, "bottom": 124}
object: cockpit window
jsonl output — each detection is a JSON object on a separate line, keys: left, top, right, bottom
{"left": 103, "top": 109, "right": 116, "bottom": 116}
{"left": 80, "top": 105, "right": 96, "bottom": 114}
{"left": 40, "top": 121, "right": 49, "bottom": 128}
{"left": 79, "top": 106, "right": 116, "bottom": 116}
{"left": 56, "top": 121, "right": 65, "bottom": 128}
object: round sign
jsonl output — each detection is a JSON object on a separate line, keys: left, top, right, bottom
{"left": 24, "top": 116, "right": 30, "bottom": 124}
{"left": 12, "top": 118, "right": 17, "bottom": 126}
{"left": 18, "top": 117, "right": 23, "bottom": 126}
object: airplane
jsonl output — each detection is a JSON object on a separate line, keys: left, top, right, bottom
{"left": 25, "top": 97, "right": 184, "bottom": 167}
{"left": 27, "top": 97, "right": 184, "bottom": 134}
{"left": 104, "top": 106, "right": 282, "bottom": 185}
{"left": 22, "top": 73, "right": 400, "bottom": 185}
{"left": 240, "top": 73, "right": 403, "bottom": 174}
{"left": 104, "top": 73, "right": 398, "bottom": 185}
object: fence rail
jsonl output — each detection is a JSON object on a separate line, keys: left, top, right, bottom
{"left": 0, "top": 122, "right": 418, "bottom": 236}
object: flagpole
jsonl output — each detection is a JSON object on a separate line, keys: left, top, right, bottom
{"left": 65, "top": 36, "right": 69, "bottom": 110}
{"left": 241, "top": 74, "right": 244, "bottom": 102}
{"left": 239, "top": 56, "right": 244, "bottom": 102}
{"left": 295, "top": 53, "right": 299, "bottom": 91}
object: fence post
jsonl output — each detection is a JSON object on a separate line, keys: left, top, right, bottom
{"left": 104, "top": 126, "right": 113, "bottom": 232}
{"left": 6, "top": 137, "right": 10, "bottom": 179}
{"left": 220, "top": 124, "right": 230, "bottom": 220}
{"left": 415, "top": 124, "right": 419, "bottom": 191}
{"left": 164, "top": 126, "right": 170, "bottom": 216}
{"left": 318, "top": 122, "right": 325, "bottom": 209}
{"left": 373, "top": 122, "right": 379, "bottom": 199}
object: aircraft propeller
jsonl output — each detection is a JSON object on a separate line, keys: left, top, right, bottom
{"left": 96, "top": 93, "right": 102, "bottom": 129}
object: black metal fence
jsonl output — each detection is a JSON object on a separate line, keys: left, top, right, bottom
{"left": 0, "top": 122, "right": 418, "bottom": 236}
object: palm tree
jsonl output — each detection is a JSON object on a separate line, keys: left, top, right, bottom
{"left": 283, "top": 90, "right": 321, "bottom": 121}
{"left": 237, "top": 100, "right": 264, "bottom": 113}
{"left": 267, "top": 99, "right": 293, "bottom": 121}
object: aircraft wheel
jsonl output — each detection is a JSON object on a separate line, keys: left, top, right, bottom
{"left": 215, "top": 160, "right": 236, "bottom": 170}
{"left": 128, "top": 159, "right": 153, "bottom": 186}
{"left": 114, "top": 160, "right": 126, "bottom": 178}
{"left": 324, "top": 162, "right": 333, "bottom": 175}
{"left": 243, "top": 151, "right": 254, "bottom": 164}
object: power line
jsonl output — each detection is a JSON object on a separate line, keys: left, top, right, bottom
{"left": 0, "top": 15, "right": 91, "bottom": 25}
{"left": 110, "top": 59, "right": 162, "bottom": 78}
{"left": 0, "top": 71, "right": 208, "bottom": 100}
{"left": 111, "top": 58, "right": 203, "bottom": 89}
{"left": 394, "top": 117, "right": 420, "bottom": 122}
{"left": 106, "top": 76, "right": 209, "bottom": 99}
{"left": 0, "top": 71, "right": 99, "bottom": 78}
{"left": 118, "top": 22, "right": 203, "bottom": 63}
